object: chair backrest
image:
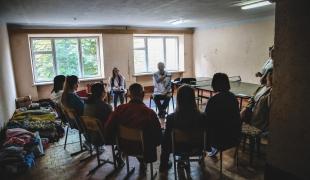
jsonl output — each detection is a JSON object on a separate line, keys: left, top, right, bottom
{"left": 180, "top": 78, "right": 197, "bottom": 85}
{"left": 117, "top": 125, "right": 144, "bottom": 157}
{"left": 80, "top": 116, "right": 105, "bottom": 146}
{"left": 171, "top": 129, "right": 206, "bottom": 156}
{"left": 63, "top": 107, "right": 85, "bottom": 133}
{"left": 229, "top": 76, "right": 241, "bottom": 82}
{"left": 54, "top": 103, "right": 67, "bottom": 123}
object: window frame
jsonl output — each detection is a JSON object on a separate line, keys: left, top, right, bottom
{"left": 133, "top": 35, "right": 180, "bottom": 74}
{"left": 28, "top": 34, "right": 104, "bottom": 85}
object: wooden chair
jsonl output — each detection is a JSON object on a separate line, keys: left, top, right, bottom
{"left": 62, "top": 107, "right": 86, "bottom": 156}
{"left": 215, "top": 141, "right": 240, "bottom": 178}
{"left": 241, "top": 123, "right": 267, "bottom": 165}
{"left": 80, "top": 116, "right": 115, "bottom": 175}
{"left": 171, "top": 129, "right": 206, "bottom": 180}
{"left": 116, "top": 125, "right": 157, "bottom": 179}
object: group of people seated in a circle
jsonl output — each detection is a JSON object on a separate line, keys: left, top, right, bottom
{"left": 49, "top": 45, "right": 273, "bottom": 175}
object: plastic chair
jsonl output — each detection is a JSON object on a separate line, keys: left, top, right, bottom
{"left": 116, "top": 125, "right": 157, "bottom": 179}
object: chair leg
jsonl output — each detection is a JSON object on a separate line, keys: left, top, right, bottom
{"left": 220, "top": 151, "right": 223, "bottom": 178}
{"left": 111, "top": 145, "right": 117, "bottom": 169}
{"left": 64, "top": 126, "right": 69, "bottom": 149}
{"left": 256, "top": 137, "right": 261, "bottom": 158}
{"left": 235, "top": 145, "right": 239, "bottom": 168}
{"left": 173, "top": 155, "right": 177, "bottom": 180}
{"left": 126, "top": 156, "right": 129, "bottom": 173}
{"left": 249, "top": 137, "right": 255, "bottom": 165}
{"left": 124, "top": 156, "right": 135, "bottom": 180}
{"left": 150, "top": 162, "right": 158, "bottom": 180}
{"left": 79, "top": 132, "right": 83, "bottom": 151}
{"left": 87, "top": 146, "right": 114, "bottom": 176}
{"left": 70, "top": 131, "right": 87, "bottom": 157}
{"left": 242, "top": 135, "right": 247, "bottom": 152}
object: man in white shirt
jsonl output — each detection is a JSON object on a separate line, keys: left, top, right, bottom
{"left": 256, "top": 46, "right": 274, "bottom": 84}
{"left": 153, "top": 62, "right": 172, "bottom": 118}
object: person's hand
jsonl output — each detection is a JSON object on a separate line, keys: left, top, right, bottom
{"left": 159, "top": 75, "right": 166, "bottom": 81}
{"left": 255, "top": 72, "right": 262, "bottom": 77}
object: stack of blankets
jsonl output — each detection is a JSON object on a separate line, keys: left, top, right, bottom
{"left": 0, "top": 128, "right": 44, "bottom": 174}
{"left": 8, "top": 104, "right": 64, "bottom": 142}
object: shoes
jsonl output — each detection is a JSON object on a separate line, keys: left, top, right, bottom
{"left": 207, "top": 147, "right": 218, "bottom": 158}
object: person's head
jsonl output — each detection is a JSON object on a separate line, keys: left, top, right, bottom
{"left": 112, "top": 67, "right": 120, "bottom": 78}
{"left": 90, "top": 83, "right": 106, "bottom": 100}
{"left": 176, "top": 85, "right": 198, "bottom": 113}
{"left": 269, "top": 45, "right": 275, "bottom": 59}
{"left": 61, "top": 75, "right": 79, "bottom": 106}
{"left": 266, "top": 69, "right": 273, "bottom": 87}
{"left": 157, "top": 62, "right": 165, "bottom": 72}
{"left": 212, "top": 73, "right": 230, "bottom": 92}
{"left": 64, "top": 75, "right": 79, "bottom": 92}
{"left": 129, "top": 83, "right": 144, "bottom": 101}
{"left": 52, "top": 75, "right": 65, "bottom": 93}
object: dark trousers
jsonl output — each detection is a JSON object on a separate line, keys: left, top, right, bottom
{"left": 153, "top": 94, "right": 171, "bottom": 115}
{"left": 112, "top": 91, "right": 125, "bottom": 108}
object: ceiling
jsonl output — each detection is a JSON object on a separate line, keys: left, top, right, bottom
{"left": 0, "top": 0, "right": 275, "bottom": 28}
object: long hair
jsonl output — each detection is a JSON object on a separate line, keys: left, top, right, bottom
{"left": 51, "top": 75, "right": 66, "bottom": 93}
{"left": 112, "top": 67, "right": 118, "bottom": 79}
{"left": 61, "top": 75, "right": 79, "bottom": 107}
{"left": 111, "top": 67, "right": 122, "bottom": 87}
{"left": 175, "top": 85, "right": 199, "bottom": 120}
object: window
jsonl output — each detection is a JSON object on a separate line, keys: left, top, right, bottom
{"left": 133, "top": 36, "right": 180, "bottom": 74}
{"left": 29, "top": 34, "right": 103, "bottom": 84}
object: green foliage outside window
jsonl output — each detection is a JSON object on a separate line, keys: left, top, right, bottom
{"left": 31, "top": 36, "right": 101, "bottom": 83}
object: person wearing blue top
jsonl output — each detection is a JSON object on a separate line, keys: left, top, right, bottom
{"left": 61, "top": 75, "right": 84, "bottom": 116}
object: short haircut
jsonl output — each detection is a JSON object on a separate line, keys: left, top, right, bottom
{"left": 91, "top": 83, "right": 105, "bottom": 98}
{"left": 129, "top": 83, "right": 144, "bottom": 97}
{"left": 212, "top": 73, "right": 230, "bottom": 92}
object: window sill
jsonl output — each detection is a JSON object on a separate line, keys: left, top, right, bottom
{"left": 133, "top": 71, "right": 184, "bottom": 77}
{"left": 33, "top": 77, "right": 106, "bottom": 86}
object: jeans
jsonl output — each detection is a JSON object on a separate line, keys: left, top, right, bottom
{"left": 153, "top": 94, "right": 171, "bottom": 116}
{"left": 112, "top": 91, "right": 125, "bottom": 108}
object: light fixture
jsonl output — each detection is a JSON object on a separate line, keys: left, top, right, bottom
{"left": 241, "top": 1, "right": 272, "bottom": 10}
{"left": 168, "top": 19, "right": 185, "bottom": 25}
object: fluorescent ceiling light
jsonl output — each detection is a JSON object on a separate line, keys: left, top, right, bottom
{"left": 168, "top": 19, "right": 186, "bottom": 25}
{"left": 241, "top": 1, "right": 272, "bottom": 10}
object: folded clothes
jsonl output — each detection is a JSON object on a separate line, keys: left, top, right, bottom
{"left": 6, "top": 128, "right": 34, "bottom": 139}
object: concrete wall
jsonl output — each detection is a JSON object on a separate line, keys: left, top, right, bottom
{"left": 266, "top": 1, "right": 310, "bottom": 179}
{"left": 0, "top": 22, "right": 17, "bottom": 128}
{"left": 9, "top": 32, "right": 193, "bottom": 99}
{"left": 193, "top": 17, "right": 275, "bottom": 84}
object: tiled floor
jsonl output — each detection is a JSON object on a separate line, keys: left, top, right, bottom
{"left": 4, "top": 96, "right": 266, "bottom": 180}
